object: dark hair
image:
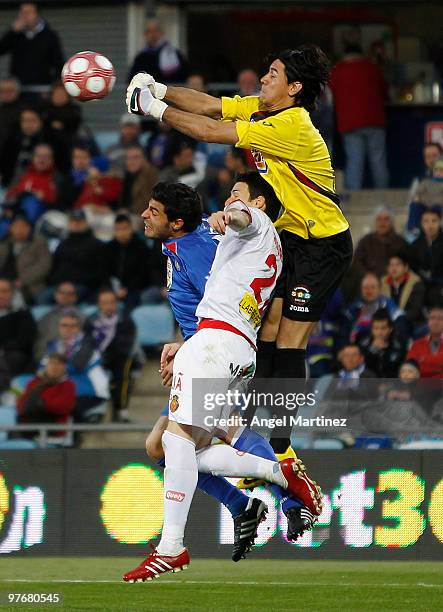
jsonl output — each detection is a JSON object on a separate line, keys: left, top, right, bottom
{"left": 425, "top": 142, "right": 443, "bottom": 153}
{"left": 389, "top": 251, "right": 409, "bottom": 266}
{"left": 266, "top": 45, "right": 330, "bottom": 112}
{"left": 115, "top": 213, "right": 132, "bottom": 224}
{"left": 152, "top": 182, "right": 202, "bottom": 232}
{"left": 235, "top": 172, "right": 282, "bottom": 222}
{"left": 47, "top": 353, "right": 67, "bottom": 364}
{"left": 371, "top": 308, "right": 393, "bottom": 327}
{"left": 422, "top": 208, "right": 441, "bottom": 219}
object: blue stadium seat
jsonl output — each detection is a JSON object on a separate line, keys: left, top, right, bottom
{"left": 79, "top": 304, "right": 98, "bottom": 318}
{"left": 0, "top": 406, "right": 16, "bottom": 441}
{"left": 0, "top": 439, "right": 38, "bottom": 449}
{"left": 31, "top": 305, "right": 52, "bottom": 321}
{"left": 131, "top": 304, "right": 175, "bottom": 347}
{"left": 312, "top": 438, "right": 344, "bottom": 450}
{"left": 94, "top": 130, "right": 118, "bottom": 153}
{"left": 10, "top": 374, "right": 33, "bottom": 396}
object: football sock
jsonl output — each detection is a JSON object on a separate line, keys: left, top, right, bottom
{"left": 196, "top": 443, "right": 286, "bottom": 488}
{"left": 197, "top": 473, "right": 248, "bottom": 517}
{"left": 232, "top": 427, "right": 302, "bottom": 510}
{"left": 157, "top": 451, "right": 248, "bottom": 516}
{"left": 270, "top": 347, "right": 306, "bottom": 454}
{"left": 157, "top": 431, "right": 198, "bottom": 556}
{"left": 243, "top": 340, "right": 276, "bottom": 425}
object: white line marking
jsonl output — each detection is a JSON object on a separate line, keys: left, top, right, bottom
{"left": 1, "top": 579, "right": 442, "bottom": 588}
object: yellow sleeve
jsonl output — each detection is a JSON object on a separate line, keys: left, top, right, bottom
{"left": 235, "top": 113, "right": 300, "bottom": 159}
{"left": 221, "top": 95, "right": 260, "bottom": 122}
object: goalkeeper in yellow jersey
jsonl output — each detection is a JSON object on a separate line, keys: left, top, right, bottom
{"left": 126, "top": 44, "right": 352, "bottom": 522}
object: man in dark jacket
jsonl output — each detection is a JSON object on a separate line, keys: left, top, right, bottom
{"left": 45, "top": 210, "right": 107, "bottom": 303}
{"left": 0, "top": 277, "right": 36, "bottom": 391}
{"left": 381, "top": 253, "right": 425, "bottom": 331}
{"left": 128, "top": 18, "right": 187, "bottom": 84}
{"left": 105, "top": 214, "right": 164, "bottom": 311}
{"left": 0, "top": 78, "right": 24, "bottom": 155}
{"left": 357, "top": 308, "right": 405, "bottom": 378}
{"left": 85, "top": 289, "right": 136, "bottom": 422}
{"left": 408, "top": 209, "right": 443, "bottom": 307}
{"left": 0, "top": 3, "right": 64, "bottom": 87}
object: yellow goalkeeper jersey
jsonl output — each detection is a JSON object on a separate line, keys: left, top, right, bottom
{"left": 221, "top": 95, "right": 349, "bottom": 239}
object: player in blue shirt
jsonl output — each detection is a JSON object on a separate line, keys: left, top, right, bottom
{"left": 140, "top": 179, "right": 313, "bottom": 565}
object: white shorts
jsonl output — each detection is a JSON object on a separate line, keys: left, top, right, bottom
{"left": 168, "top": 328, "right": 256, "bottom": 434}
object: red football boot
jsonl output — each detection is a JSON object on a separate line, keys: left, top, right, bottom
{"left": 123, "top": 547, "right": 190, "bottom": 582}
{"left": 279, "top": 458, "right": 323, "bottom": 516}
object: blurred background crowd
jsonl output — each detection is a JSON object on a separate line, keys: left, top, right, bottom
{"left": 0, "top": 2, "right": 442, "bottom": 450}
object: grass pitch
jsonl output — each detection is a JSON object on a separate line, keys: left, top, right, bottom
{"left": 0, "top": 558, "right": 441, "bottom": 611}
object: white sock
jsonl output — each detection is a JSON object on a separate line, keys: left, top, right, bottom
{"left": 196, "top": 444, "right": 286, "bottom": 488}
{"left": 156, "top": 431, "right": 198, "bottom": 556}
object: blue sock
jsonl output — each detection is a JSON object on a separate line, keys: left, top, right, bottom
{"left": 232, "top": 428, "right": 303, "bottom": 511}
{"left": 156, "top": 458, "right": 248, "bottom": 517}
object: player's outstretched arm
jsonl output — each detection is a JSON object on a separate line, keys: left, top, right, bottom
{"left": 208, "top": 210, "right": 251, "bottom": 234}
{"left": 128, "top": 72, "right": 222, "bottom": 118}
{"left": 165, "top": 86, "right": 222, "bottom": 119}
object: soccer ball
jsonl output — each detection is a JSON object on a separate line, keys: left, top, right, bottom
{"left": 61, "top": 51, "right": 116, "bottom": 101}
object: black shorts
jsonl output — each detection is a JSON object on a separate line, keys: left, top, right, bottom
{"left": 275, "top": 228, "right": 353, "bottom": 321}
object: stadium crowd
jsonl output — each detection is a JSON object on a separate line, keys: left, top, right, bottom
{"left": 0, "top": 4, "right": 442, "bottom": 448}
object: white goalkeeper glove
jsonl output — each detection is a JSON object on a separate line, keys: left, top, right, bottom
{"left": 128, "top": 72, "right": 167, "bottom": 100}
{"left": 126, "top": 82, "right": 168, "bottom": 120}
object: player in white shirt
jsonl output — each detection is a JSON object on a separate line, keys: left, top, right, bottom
{"left": 124, "top": 186, "right": 321, "bottom": 583}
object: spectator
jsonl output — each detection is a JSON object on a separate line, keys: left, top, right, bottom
{"left": 0, "top": 3, "right": 64, "bottom": 88}
{"left": 408, "top": 209, "right": 443, "bottom": 307}
{"left": 185, "top": 73, "right": 206, "bottom": 92}
{"left": 329, "top": 32, "right": 389, "bottom": 189}
{"left": 0, "top": 277, "right": 36, "bottom": 392}
{"left": 342, "top": 272, "right": 407, "bottom": 345}
{"left": 198, "top": 147, "right": 250, "bottom": 212}
{"left": 16, "top": 353, "right": 76, "bottom": 437}
{"left": 407, "top": 307, "right": 443, "bottom": 378}
{"left": 42, "top": 210, "right": 107, "bottom": 304}
{"left": 105, "top": 214, "right": 164, "bottom": 310}
{"left": 85, "top": 289, "right": 136, "bottom": 422}
{"left": 0, "top": 78, "right": 23, "bottom": 155}
{"left": 118, "top": 146, "right": 158, "bottom": 217}
{"left": 106, "top": 114, "right": 142, "bottom": 174}
{"left": 407, "top": 156, "right": 443, "bottom": 235}
{"left": 237, "top": 69, "right": 260, "bottom": 96}
{"left": 328, "top": 344, "right": 377, "bottom": 403}
{"left": 128, "top": 17, "right": 188, "bottom": 84}
{"left": 381, "top": 253, "right": 425, "bottom": 330}
{"left": 42, "top": 80, "right": 82, "bottom": 147}
{"left": 353, "top": 207, "right": 407, "bottom": 279}
{"left": 34, "top": 281, "right": 83, "bottom": 361}
{"left": 46, "top": 311, "right": 109, "bottom": 421}
{"left": 159, "top": 142, "right": 203, "bottom": 188}
{"left": 4, "top": 143, "right": 60, "bottom": 223}
{"left": 145, "top": 122, "right": 193, "bottom": 170}
{"left": 358, "top": 308, "right": 405, "bottom": 378}
{"left": 0, "top": 107, "right": 46, "bottom": 187}
{"left": 57, "top": 144, "right": 94, "bottom": 209}
{"left": 0, "top": 214, "right": 51, "bottom": 304}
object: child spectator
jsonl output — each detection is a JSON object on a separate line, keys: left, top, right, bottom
{"left": 357, "top": 308, "right": 405, "bottom": 378}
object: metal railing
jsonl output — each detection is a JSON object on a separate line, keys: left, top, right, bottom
{"left": 0, "top": 422, "right": 151, "bottom": 448}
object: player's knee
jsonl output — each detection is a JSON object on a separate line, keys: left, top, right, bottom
{"left": 145, "top": 434, "right": 164, "bottom": 461}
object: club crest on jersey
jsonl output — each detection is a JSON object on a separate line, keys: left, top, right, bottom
{"left": 251, "top": 149, "right": 268, "bottom": 174}
{"left": 169, "top": 394, "right": 180, "bottom": 412}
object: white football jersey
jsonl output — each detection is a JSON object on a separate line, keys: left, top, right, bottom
{"left": 196, "top": 201, "right": 283, "bottom": 345}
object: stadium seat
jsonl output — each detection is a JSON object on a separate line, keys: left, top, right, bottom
{"left": 31, "top": 305, "right": 52, "bottom": 321}
{"left": 131, "top": 304, "right": 175, "bottom": 347}
{"left": 10, "top": 375, "right": 33, "bottom": 396}
{"left": 94, "top": 130, "right": 118, "bottom": 152}
{"left": 79, "top": 304, "right": 98, "bottom": 318}
{"left": 0, "top": 406, "right": 16, "bottom": 441}
{"left": 0, "top": 439, "right": 38, "bottom": 449}
{"left": 312, "top": 438, "right": 344, "bottom": 450}
{"left": 354, "top": 436, "right": 393, "bottom": 449}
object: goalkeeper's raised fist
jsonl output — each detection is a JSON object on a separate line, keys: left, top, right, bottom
{"left": 126, "top": 80, "right": 168, "bottom": 120}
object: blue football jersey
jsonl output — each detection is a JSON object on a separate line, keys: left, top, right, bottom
{"left": 162, "top": 219, "right": 219, "bottom": 340}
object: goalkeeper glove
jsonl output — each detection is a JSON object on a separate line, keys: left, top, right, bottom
{"left": 128, "top": 72, "right": 167, "bottom": 100}
{"left": 126, "top": 83, "right": 168, "bottom": 120}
